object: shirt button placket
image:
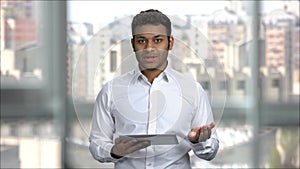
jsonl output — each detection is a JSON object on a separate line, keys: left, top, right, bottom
{"left": 145, "top": 146, "right": 155, "bottom": 169}
{"left": 146, "top": 80, "right": 156, "bottom": 169}
{"left": 148, "top": 83, "right": 157, "bottom": 135}
{"left": 145, "top": 158, "right": 154, "bottom": 169}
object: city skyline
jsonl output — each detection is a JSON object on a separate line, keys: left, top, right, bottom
{"left": 67, "top": 1, "right": 296, "bottom": 31}
{"left": 68, "top": 2, "right": 299, "bottom": 104}
{"left": 1, "top": 2, "right": 299, "bottom": 168}
{"left": 1, "top": 0, "right": 299, "bottom": 102}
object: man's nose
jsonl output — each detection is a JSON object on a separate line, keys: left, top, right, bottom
{"left": 145, "top": 41, "right": 155, "bottom": 51}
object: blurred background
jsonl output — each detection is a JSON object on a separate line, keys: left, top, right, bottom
{"left": 1, "top": 1, "right": 299, "bottom": 168}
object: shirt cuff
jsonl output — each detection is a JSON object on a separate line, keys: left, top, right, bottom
{"left": 106, "top": 144, "right": 124, "bottom": 162}
{"left": 189, "top": 140, "right": 206, "bottom": 150}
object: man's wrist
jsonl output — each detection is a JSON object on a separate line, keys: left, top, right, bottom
{"left": 110, "top": 146, "right": 123, "bottom": 159}
{"left": 110, "top": 152, "right": 122, "bottom": 159}
{"left": 190, "top": 140, "right": 199, "bottom": 144}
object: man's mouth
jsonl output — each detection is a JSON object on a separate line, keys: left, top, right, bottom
{"left": 143, "top": 56, "right": 157, "bottom": 62}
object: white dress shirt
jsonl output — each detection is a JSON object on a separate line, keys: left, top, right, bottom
{"left": 89, "top": 63, "right": 219, "bottom": 169}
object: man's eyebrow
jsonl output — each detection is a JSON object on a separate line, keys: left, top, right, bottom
{"left": 135, "top": 34, "right": 166, "bottom": 38}
{"left": 154, "top": 35, "right": 164, "bottom": 38}
{"left": 135, "top": 35, "right": 146, "bottom": 38}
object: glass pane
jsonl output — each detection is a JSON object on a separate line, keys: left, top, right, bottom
{"left": 1, "top": 0, "right": 45, "bottom": 89}
{"left": 66, "top": 1, "right": 299, "bottom": 168}
{"left": 260, "top": 1, "right": 300, "bottom": 104}
{"left": 1, "top": 1, "right": 66, "bottom": 168}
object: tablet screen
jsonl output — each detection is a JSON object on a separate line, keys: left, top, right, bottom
{"left": 119, "top": 134, "right": 179, "bottom": 145}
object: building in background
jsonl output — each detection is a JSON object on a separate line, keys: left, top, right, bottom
{"left": 0, "top": 1, "right": 299, "bottom": 168}
{"left": 0, "top": 0, "right": 40, "bottom": 83}
{"left": 68, "top": 1, "right": 300, "bottom": 105}
{"left": 67, "top": 22, "right": 93, "bottom": 98}
{"left": 261, "top": 5, "right": 300, "bottom": 102}
{"left": 207, "top": 7, "right": 246, "bottom": 70}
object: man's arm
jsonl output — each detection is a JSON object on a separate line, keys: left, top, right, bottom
{"left": 188, "top": 123, "right": 219, "bottom": 161}
{"left": 187, "top": 84, "right": 219, "bottom": 160}
{"left": 89, "top": 84, "right": 118, "bottom": 163}
{"left": 89, "top": 83, "right": 150, "bottom": 162}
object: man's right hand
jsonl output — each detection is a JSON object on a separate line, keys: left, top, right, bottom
{"left": 111, "top": 137, "right": 150, "bottom": 159}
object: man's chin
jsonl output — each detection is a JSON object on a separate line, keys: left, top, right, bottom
{"left": 139, "top": 63, "right": 165, "bottom": 71}
{"left": 141, "top": 67, "right": 157, "bottom": 71}
{"left": 145, "top": 68, "right": 158, "bottom": 71}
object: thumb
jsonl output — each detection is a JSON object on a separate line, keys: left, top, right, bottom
{"left": 189, "top": 130, "right": 196, "bottom": 137}
{"left": 188, "top": 130, "right": 198, "bottom": 140}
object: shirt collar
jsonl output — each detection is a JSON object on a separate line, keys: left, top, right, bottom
{"left": 132, "top": 62, "right": 172, "bottom": 84}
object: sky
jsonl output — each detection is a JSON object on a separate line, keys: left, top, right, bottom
{"left": 67, "top": 1, "right": 229, "bottom": 30}
{"left": 68, "top": 1, "right": 228, "bottom": 22}
{"left": 67, "top": 1, "right": 287, "bottom": 30}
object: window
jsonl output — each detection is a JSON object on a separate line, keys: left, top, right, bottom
{"left": 219, "top": 81, "right": 227, "bottom": 90}
{"left": 2, "top": 1, "right": 298, "bottom": 169}
{"left": 1, "top": 1, "right": 67, "bottom": 168}
{"left": 272, "top": 79, "right": 280, "bottom": 88}
{"left": 110, "top": 51, "right": 117, "bottom": 72}
{"left": 202, "top": 81, "right": 210, "bottom": 90}
{"left": 237, "top": 80, "right": 245, "bottom": 90}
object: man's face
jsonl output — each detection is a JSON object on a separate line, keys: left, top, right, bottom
{"left": 131, "top": 24, "right": 174, "bottom": 71}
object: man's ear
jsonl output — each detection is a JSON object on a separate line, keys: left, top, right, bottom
{"left": 131, "top": 38, "right": 136, "bottom": 52}
{"left": 168, "top": 36, "right": 174, "bottom": 50}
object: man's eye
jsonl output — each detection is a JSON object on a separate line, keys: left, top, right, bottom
{"left": 154, "top": 39, "right": 162, "bottom": 43}
{"left": 137, "top": 39, "right": 145, "bottom": 44}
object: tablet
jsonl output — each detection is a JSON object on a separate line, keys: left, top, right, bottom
{"left": 119, "top": 134, "right": 178, "bottom": 145}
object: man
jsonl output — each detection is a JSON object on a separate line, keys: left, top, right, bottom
{"left": 89, "top": 9, "right": 219, "bottom": 169}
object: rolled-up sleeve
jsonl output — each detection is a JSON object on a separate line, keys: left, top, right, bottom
{"left": 190, "top": 133, "right": 219, "bottom": 160}
{"left": 190, "top": 84, "right": 219, "bottom": 160}
{"left": 89, "top": 83, "right": 120, "bottom": 163}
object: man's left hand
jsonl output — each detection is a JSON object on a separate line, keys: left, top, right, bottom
{"left": 188, "top": 122, "right": 215, "bottom": 143}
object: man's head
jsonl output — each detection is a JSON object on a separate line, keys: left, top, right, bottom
{"left": 131, "top": 9, "right": 171, "bottom": 37}
{"left": 131, "top": 9, "right": 174, "bottom": 71}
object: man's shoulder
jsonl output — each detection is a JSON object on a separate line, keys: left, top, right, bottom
{"left": 97, "top": 70, "right": 136, "bottom": 96}
{"left": 101, "top": 69, "right": 137, "bottom": 90}
{"left": 111, "top": 69, "right": 136, "bottom": 83}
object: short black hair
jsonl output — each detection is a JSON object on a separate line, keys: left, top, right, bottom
{"left": 131, "top": 9, "right": 172, "bottom": 36}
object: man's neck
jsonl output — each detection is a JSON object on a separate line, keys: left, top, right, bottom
{"left": 141, "top": 69, "right": 163, "bottom": 84}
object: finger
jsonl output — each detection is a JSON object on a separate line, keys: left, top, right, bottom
{"left": 199, "top": 126, "right": 211, "bottom": 142}
{"left": 126, "top": 141, "right": 150, "bottom": 153}
{"left": 188, "top": 130, "right": 199, "bottom": 142}
{"left": 115, "top": 138, "right": 121, "bottom": 144}
{"left": 123, "top": 138, "right": 139, "bottom": 147}
{"left": 203, "top": 127, "right": 209, "bottom": 139}
{"left": 198, "top": 128, "right": 205, "bottom": 142}
{"left": 112, "top": 139, "right": 140, "bottom": 157}
{"left": 191, "top": 126, "right": 202, "bottom": 133}
{"left": 208, "top": 122, "right": 215, "bottom": 129}
{"left": 207, "top": 122, "right": 215, "bottom": 138}
{"left": 208, "top": 128, "right": 211, "bottom": 138}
